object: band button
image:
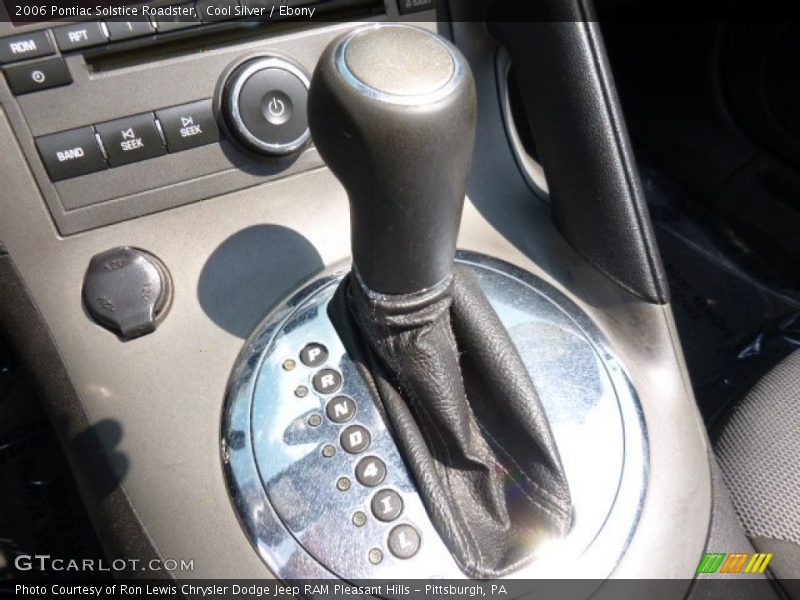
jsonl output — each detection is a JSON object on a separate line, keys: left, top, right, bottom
{"left": 35, "top": 127, "right": 107, "bottom": 181}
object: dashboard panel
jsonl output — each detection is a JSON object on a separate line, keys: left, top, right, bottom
{"left": 0, "top": 0, "right": 432, "bottom": 234}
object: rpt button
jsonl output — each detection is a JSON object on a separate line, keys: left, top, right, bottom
{"left": 53, "top": 23, "right": 108, "bottom": 51}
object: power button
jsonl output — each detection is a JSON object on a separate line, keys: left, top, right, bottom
{"left": 263, "top": 92, "right": 292, "bottom": 126}
{"left": 223, "top": 57, "right": 310, "bottom": 156}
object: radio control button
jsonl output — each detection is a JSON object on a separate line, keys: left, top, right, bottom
{"left": 104, "top": 19, "right": 155, "bottom": 42}
{"left": 53, "top": 23, "right": 108, "bottom": 52}
{"left": 156, "top": 99, "right": 219, "bottom": 152}
{"left": 5, "top": 57, "right": 71, "bottom": 95}
{"left": 397, "top": 0, "right": 436, "bottom": 15}
{"left": 0, "top": 31, "right": 54, "bottom": 64}
{"left": 35, "top": 127, "right": 107, "bottom": 181}
{"left": 223, "top": 57, "right": 310, "bottom": 156}
{"left": 95, "top": 113, "right": 166, "bottom": 166}
{"left": 155, "top": 4, "right": 201, "bottom": 32}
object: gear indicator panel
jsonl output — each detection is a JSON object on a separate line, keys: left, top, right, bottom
{"left": 244, "top": 288, "right": 460, "bottom": 579}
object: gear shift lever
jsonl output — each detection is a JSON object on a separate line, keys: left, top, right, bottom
{"left": 309, "top": 24, "right": 572, "bottom": 578}
{"left": 308, "top": 24, "right": 476, "bottom": 295}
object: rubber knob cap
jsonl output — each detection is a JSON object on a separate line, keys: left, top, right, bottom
{"left": 82, "top": 247, "right": 171, "bottom": 340}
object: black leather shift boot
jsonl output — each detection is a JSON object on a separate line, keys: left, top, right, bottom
{"left": 329, "top": 265, "right": 573, "bottom": 578}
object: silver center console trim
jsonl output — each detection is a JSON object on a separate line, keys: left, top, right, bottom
{"left": 495, "top": 48, "right": 549, "bottom": 199}
{"left": 221, "top": 251, "right": 648, "bottom": 587}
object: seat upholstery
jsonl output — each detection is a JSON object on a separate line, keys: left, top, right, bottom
{"left": 715, "top": 348, "right": 800, "bottom": 585}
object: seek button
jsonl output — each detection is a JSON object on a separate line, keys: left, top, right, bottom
{"left": 95, "top": 113, "right": 166, "bottom": 167}
{"left": 156, "top": 99, "right": 220, "bottom": 152}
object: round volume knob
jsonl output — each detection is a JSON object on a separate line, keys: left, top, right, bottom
{"left": 308, "top": 24, "right": 477, "bottom": 295}
{"left": 223, "top": 56, "right": 311, "bottom": 156}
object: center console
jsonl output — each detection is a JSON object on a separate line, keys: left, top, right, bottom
{"left": 0, "top": 0, "right": 716, "bottom": 591}
{"left": 223, "top": 24, "right": 648, "bottom": 583}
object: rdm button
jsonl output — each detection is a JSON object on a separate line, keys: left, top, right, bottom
{"left": 35, "top": 127, "right": 107, "bottom": 181}
{"left": 0, "top": 31, "right": 54, "bottom": 64}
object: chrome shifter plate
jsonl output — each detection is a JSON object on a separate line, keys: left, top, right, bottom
{"left": 251, "top": 296, "right": 459, "bottom": 577}
{"left": 222, "top": 252, "right": 647, "bottom": 581}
